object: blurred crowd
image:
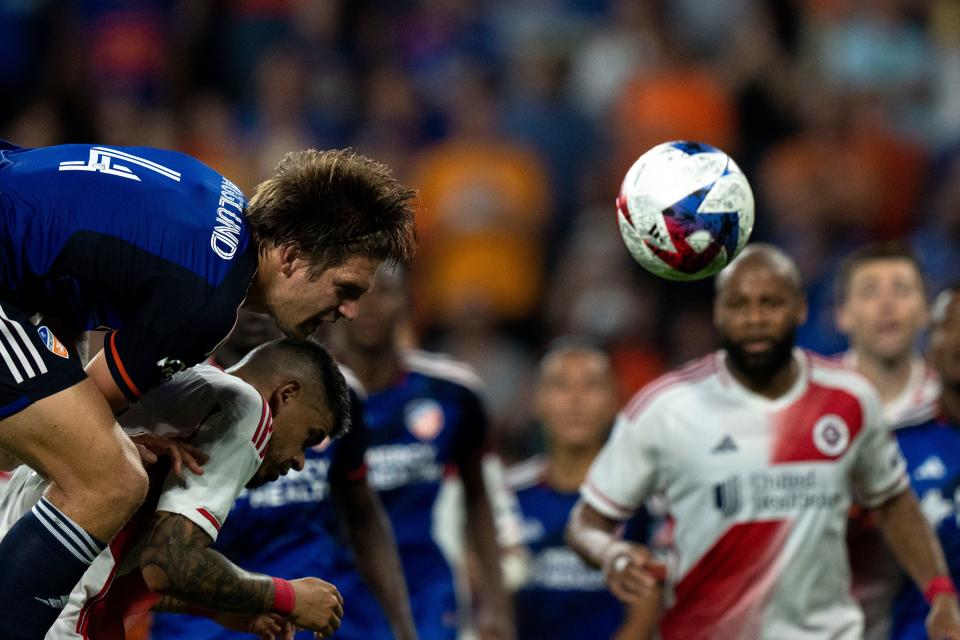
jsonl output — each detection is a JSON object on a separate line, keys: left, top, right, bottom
{"left": 3, "top": 0, "right": 959, "bottom": 462}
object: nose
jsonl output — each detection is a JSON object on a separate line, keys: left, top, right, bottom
{"left": 291, "top": 453, "right": 305, "bottom": 472}
{"left": 339, "top": 299, "right": 359, "bottom": 321}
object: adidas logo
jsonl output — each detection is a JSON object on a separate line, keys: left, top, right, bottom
{"left": 712, "top": 435, "right": 738, "bottom": 454}
{"left": 915, "top": 456, "right": 947, "bottom": 481}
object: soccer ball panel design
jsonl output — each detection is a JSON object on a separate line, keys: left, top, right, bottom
{"left": 617, "top": 141, "right": 755, "bottom": 281}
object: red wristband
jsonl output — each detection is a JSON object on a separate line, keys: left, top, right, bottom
{"left": 271, "top": 577, "right": 296, "bottom": 615}
{"left": 924, "top": 576, "right": 957, "bottom": 604}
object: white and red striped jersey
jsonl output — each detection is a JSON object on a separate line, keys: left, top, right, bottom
{"left": 582, "top": 349, "right": 909, "bottom": 640}
{"left": 0, "top": 365, "right": 272, "bottom": 639}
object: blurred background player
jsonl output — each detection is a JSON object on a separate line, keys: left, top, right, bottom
{"left": 330, "top": 267, "right": 513, "bottom": 640}
{"left": 889, "top": 284, "right": 960, "bottom": 639}
{"left": 0, "top": 338, "right": 354, "bottom": 638}
{"left": 0, "top": 141, "right": 416, "bottom": 638}
{"left": 503, "top": 337, "right": 656, "bottom": 640}
{"left": 566, "top": 244, "right": 960, "bottom": 640}
{"left": 150, "top": 315, "right": 419, "bottom": 640}
{"left": 833, "top": 242, "right": 940, "bottom": 640}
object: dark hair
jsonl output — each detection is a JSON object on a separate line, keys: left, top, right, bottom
{"left": 835, "top": 242, "right": 924, "bottom": 303}
{"left": 241, "top": 338, "right": 352, "bottom": 439}
{"left": 245, "top": 149, "right": 418, "bottom": 271}
{"left": 537, "top": 335, "right": 611, "bottom": 377}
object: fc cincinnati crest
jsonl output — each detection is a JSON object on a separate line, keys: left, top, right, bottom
{"left": 404, "top": 399, "right": 445, "bottom": 441}
{"left": 812, "top": 414, "right": 850, "bottom": 457}
{"left": 36, "top": 326, "right": 69, "bottom": 359}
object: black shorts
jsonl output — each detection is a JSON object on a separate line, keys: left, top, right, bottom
{"left": 0, "top": 299, "right": 86, "bottom": 420}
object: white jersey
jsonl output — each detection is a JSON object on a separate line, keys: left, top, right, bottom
{"left": 582, "top": 349, "right": 909, "bottom": 640}
{"left": 0, "top": 365, "right": 271, "bottom": 639}
{"left": 841, "top": 351, "right": 941, "bottom": 429}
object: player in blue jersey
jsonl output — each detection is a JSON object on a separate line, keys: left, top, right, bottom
{"left": 0, "top": 140, "right": 416, "bottom": 638}
{"left": 149, "top": 313, "right": 419, "bottom": 640}
{"left": 891, "top": 283, "right": 960, "bottom": 639}
{"left": 504, "top": 338, "right": 656, "bottom": 640}
{"left": 330, "top": 267, "right": 513, "bottom": 640}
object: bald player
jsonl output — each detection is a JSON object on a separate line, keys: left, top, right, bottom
{"left": 566, "top": 244, "right": 960, "bottom": 639}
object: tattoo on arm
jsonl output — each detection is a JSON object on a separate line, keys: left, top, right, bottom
{"left": 140, "top": 512, "right": 274, "bottom": 614}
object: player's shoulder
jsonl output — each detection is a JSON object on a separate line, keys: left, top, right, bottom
{"left": 403, "top": 349, "right": 486, "bottom": 396}
{"left": 504, "top": 455, "right": 548, "bottom": 493}
{"left": 806, "top": 350, "right": 880, "bottom": 399}
{"left": 191, "top": 364, "right": 268, "bottom": 431}
{"left": 621, "top": 352, "right": 720, "bottom": 421}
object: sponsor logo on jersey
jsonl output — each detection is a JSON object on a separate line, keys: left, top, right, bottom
{"left": 367, "top": 443, "right": 441, "bottom": 491}
{"left": 812, "top": 414, "right": 850, "bottom": 457}
{"left": 712, "top": 435, "right": 738, "bottom": 454}
{"left": 528, "top": 547, "right": 607, "bottom": 591}
{"left": 36, "top": 326, "right": 69, "bottom": 359}
{"left": 713, "top": 475, "right": 742, "bottom": 517}
{"left": 915, "top": 455, "right": 947, "bottom": 481}
{"left": 404, "top": 399, "right": 445, "bottom": 441}
{"left": 714, "top": 469, "right": 845, "bottom": 517}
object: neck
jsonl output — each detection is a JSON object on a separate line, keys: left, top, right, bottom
{"left": 545, "top": 444, "right": 601, "bottom": 493}
{"left": 942, "top": 386, "right": 960, "bottom": 424}
{"left": 727, "top": 354, "right": 800, "bottom": 399}
{"left": 339, "top": 344, "right": 403, "bottom": 393}
{"left": 851, "top": 351, "right": 915, "bottom": 404}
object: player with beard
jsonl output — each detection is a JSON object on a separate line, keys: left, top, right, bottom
{"left": 566, "top": 244, "right": 960, "bottom": 639}
{"left": 833, "top": 243, "right": 940, "bottom": 640}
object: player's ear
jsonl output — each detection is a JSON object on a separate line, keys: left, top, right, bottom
{"left": 278, "top": 243, "right": 302, "bottom": 277}
{"left": 272, "top": 379, "right": 302, "bottom": 407}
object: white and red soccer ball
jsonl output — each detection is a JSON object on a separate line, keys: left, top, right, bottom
{"left": 616, "top": 141, "right": 755, "bottom": 281}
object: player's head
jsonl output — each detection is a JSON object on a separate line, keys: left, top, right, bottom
{"left": 835, "top": 242, "right": 927, "bottom": 364}
{"left": 334, "top": 265, "right": 408, "bottom": 355}
{"left": 247, "top": 149, "right": 418, "bottom": 340}
{"left": 928, "top": 284, "right": 960, "bottom": 391}
{"left": 714, "top": 243, "right": 807, "bottom": 379}
{"left": 231, "top": 338, "right": 351, "bottom": 487}
{"left": 534, "top": 337, "right": 619, "bottom": 452}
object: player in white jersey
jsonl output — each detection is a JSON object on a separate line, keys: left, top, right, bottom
{"left": 566, "top": 244, "right": 960, "bottom": 640}
{"left": 834, "top": 242, "right": 941, "bottom": 640}
{"left": 0, "top": 338, "right": 353, "bottom": 639}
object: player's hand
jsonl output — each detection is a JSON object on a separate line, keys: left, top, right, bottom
{"left": 601, "top": 540, "right": 663, "bottom": 605}
{"left": 212, "top": 611, "right": 295, "bottom": 639}
{"left": 926, "top": 594, "right": 960, "bottom": 640}
{"left": 289, "top": 577, "right": 343, "bottom": 637}
{"left": 130, "top": 432, "right": 209, "bottom": 477}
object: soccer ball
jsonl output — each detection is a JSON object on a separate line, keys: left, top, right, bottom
{"left": 616, "top": 141, "right": 755, "bottom": 281}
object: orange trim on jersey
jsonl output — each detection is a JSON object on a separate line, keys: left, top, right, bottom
{"left": 109, "top": 332, "right": 142, "bottom": 398}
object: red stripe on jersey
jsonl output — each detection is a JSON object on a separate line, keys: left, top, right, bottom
{"left": 108, "top": 332, "right": 142, "bottom": 398}
{"left": 770, "top": 382, "right": 865, "bottom": 463}
{"left": 251, "top": 399, "right": 269, "bottom": 446}
{"left": 661, "top": 520, "right": 790, "bottom": 640}
{"left": 196, "top": 507, "right": 222, "bottom": 531}
{"left": 256, "top": 417, "right": 273, "bottom": 455}
{"left": 623, "top": 355, "right": 716, "bottom": 421}
{"left": 584, "top": 479, "right": 634, "bottom": 517}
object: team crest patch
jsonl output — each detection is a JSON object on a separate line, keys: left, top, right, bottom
{"left": 812, "top": 414, "right": 850, "bottom": 457}
{"left": 37, "top": 326, "right": 69, "bottom": 359}
{"left": 404, "top": 399, "right": 445, "bottom": 441}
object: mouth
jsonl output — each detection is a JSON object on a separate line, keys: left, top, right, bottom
{"left": 740, "top": 338, "right": 774, "bottom": 354}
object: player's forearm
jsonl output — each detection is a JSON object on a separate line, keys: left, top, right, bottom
{"left": 140, "top": 514, "right": 275, "bottom": 614}
{"left": 336, "top": 480, "right": 418, "bottom": 640}
{"left": 876, "top": 488, "right": 952, "bottom": 589}
{"left": 565, "top": 500, "right": 622, "bottom": 569}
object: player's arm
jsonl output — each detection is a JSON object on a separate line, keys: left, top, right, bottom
{"left": 612, "top": 590, "right": 661, "bottom": 640}
{"left": 332, "top": 476, "right": 418, "bottom": 640}
{"left": 566, "top": 501, "right": 658, "bottom": 604}
{"left": 458, "top": 446, "right": 515, "bottom": 640}
{"left": 139, "top": 511, "right": 344, "bottom": 635}
{"left": 153, "top": 595, "right": 295, "bottom": 640}
{"left": 874, "top": 488, "right": 960, "bottom": 638}
{"left": 85, "top": 351, "right": 129, "bottom": 413}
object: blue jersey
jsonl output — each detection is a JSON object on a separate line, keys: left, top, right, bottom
{"left": 0, "top": 141, "right": 256, "bottom": 399}
{"left": 891, "top": 414, "right": 960, "bottom": 640}
{"left": 150, "top": 387, "right": 370, "bottom": 639}
{"left": 341, "top": 350, "right": 487, "bottom": 640}
{"left": 507, "top": 457, "right": 649, "bottom": 640}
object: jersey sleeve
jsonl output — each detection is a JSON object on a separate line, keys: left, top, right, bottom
{"left": 851, "top": 390, "right": 910, "bottom": 508}
{"left": 156, "top": 391, "right": 269, "bottom": 541}
{"left": 452, "top": 386, "right": 490, "bottom": 462}
{"left": 101, "top": 244, "right": 257, "bottom": 401}
{"left": 329, "top": 388, "right": 369, "bottom": 483}
{"left": 581, "top": 407, "right": 661, "bottom": 521}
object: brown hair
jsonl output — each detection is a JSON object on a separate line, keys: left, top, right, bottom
{"left": 245, "top": 149, "right": 418, "bottom": 271}
{"left": 834, "top": 242, "right": 924, "bottom": 304}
